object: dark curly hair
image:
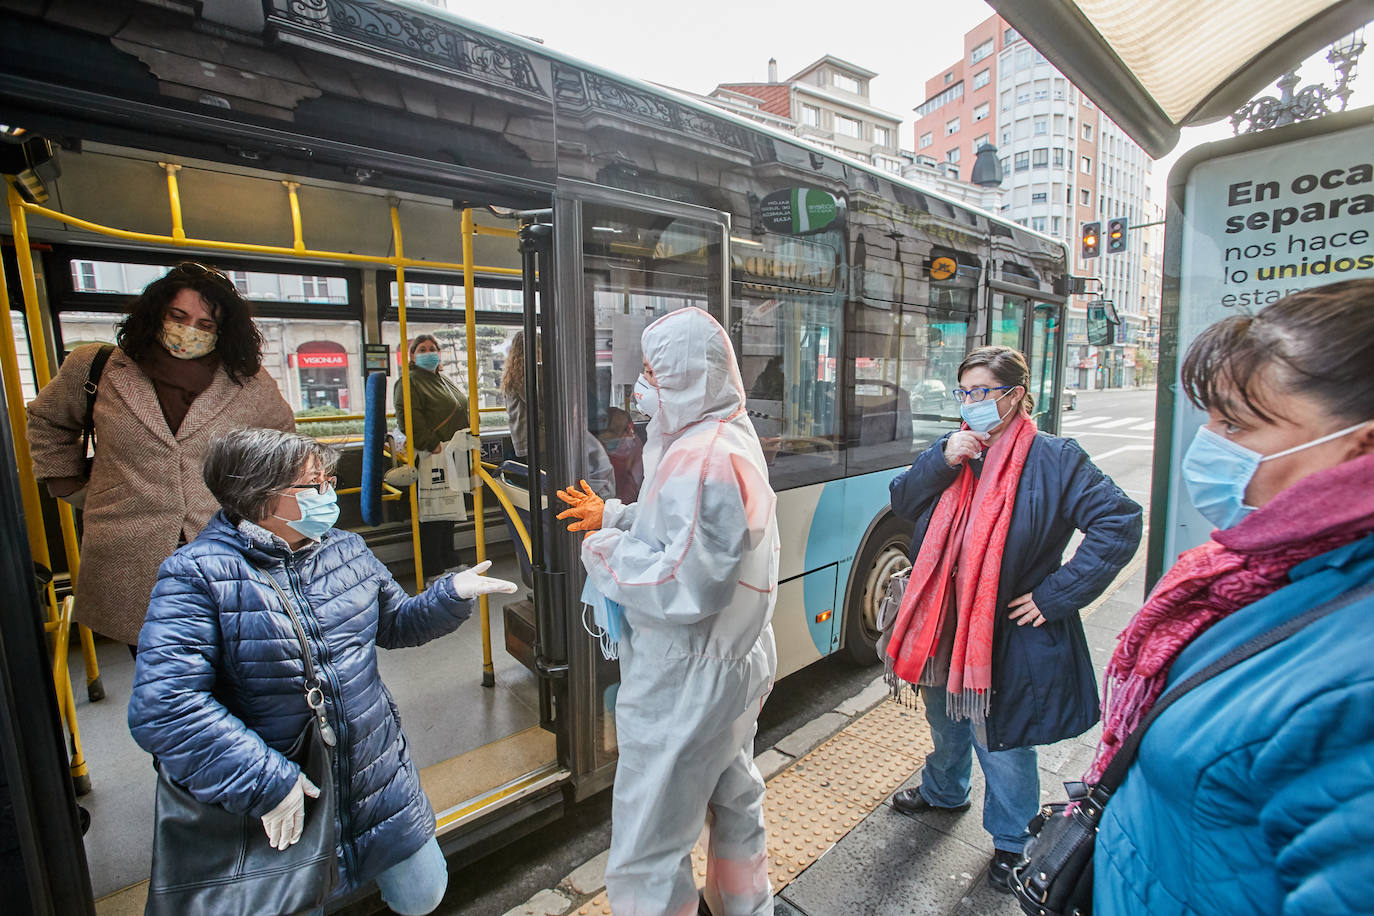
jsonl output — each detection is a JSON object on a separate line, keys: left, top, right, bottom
{"left": 115, "top": 262, "right": 263, "bottom": 382}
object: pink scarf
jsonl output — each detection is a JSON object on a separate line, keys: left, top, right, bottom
{"left": 886, "top": 414, "right": 1036, "bottom": 720}
{"left": 1088, "top": 452, "right": 1374, "bottom": 781}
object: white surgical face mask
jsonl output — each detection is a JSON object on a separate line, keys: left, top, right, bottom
{"left": 633, "top": 375, "right": 660, "bottom": 418}
{"left": 160, "top": 320, "right": 217, "bottom": 359}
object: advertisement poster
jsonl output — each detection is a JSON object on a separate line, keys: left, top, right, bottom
{"left": 1161, "top": 119, "right": 1374, "bottom": 568}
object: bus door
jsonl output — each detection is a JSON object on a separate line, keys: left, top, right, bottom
{"left": 988, "top": 271, "right": 1067, "bottom": 430}
{"left": 551, "top": 184, "right": 729, "bottom": 798}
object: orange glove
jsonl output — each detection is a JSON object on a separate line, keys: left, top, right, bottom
{"left": 556, "top": 479, "right": 604, "bottom": 534}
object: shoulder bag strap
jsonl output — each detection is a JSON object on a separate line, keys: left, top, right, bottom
{"left": 256, "top": 569, "right": 338, "bottom": 748}
{"left": 1093, "top": 578, "right": 1374, "bottom": 804}
{"left": 81, "top": 344, "right": 115, "bottom": 468}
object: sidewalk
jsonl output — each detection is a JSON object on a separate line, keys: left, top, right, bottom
{"left": 503, "top": 549, "right": 1147, "bottom": 916}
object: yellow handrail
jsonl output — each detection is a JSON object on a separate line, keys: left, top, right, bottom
{"left": 476, "top": 465, "right": 532, "bottom": 559}
{"left": 462, "top": 208, "right": 495, "bottom": 686}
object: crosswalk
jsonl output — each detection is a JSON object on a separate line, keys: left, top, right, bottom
{"left": 1061, "top": 414, "right": 1155, "bottom": 432}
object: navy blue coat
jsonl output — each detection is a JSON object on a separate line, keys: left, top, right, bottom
{"left": 889, "top": 431, "right": 1142, "bottom": 750}
{"left": 128, "top": 513, "right": 474, "bottom": 893}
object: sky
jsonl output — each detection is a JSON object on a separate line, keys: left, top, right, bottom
{"left": 458, "top": 0, "right": 1370, "bottom": 199}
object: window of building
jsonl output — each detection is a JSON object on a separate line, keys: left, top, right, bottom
{"left": 1081, "top": 188, "right": 1091, "bottom": 206}
{"left": 1082, "top": 123, "right": 1093, "bottom": 141}
{"left": 973, "top": 69, "right": 991, "bottom": 90}
{"left": 918, "top": 131, "right": 933, "bottom": 149}
{"left": 833, "top": 73, "right": 861, "bottom": 94}
{"left": 1016, "top": 90, "right": 1031, "bottom": 105}
{"left": 915, "top": 82, "right": 964, "bottom": 117}
{"left": 945, "top": 116, "right": 960, "bottom": 135}
{"left": 1053, "top": 147, "right": 1065, "bottom": 168}
{"left": 1004, "top": 27, "right": 1019, "bottom": 44}
{"left": 1001, "top": 128, "right": 1011, "bottom": 145}
{"left": 970, "top": 39, "right": 994, "bottom": 63}
{"left": 946, "top": 147, "right": 961, "bottom": 163}
{"left": 1052, "top": 216, "right": 1062, "bottom": 235}
{"left": 800, "top": 104, "right": 820, "bottom": 127}
{"left": 874, "top": 125, "right": 893, "bottom": 147}
{"left": 836, "top": 115, "right": 862, "bottom": 138}
{"left": 1081, "top": 156, "right": 1092, "bottom": 175}
{"left": 973, "top": 102, "right": 989, "bottom": 122}
{"left": 1014, "top": 151, "right": 1029, "bottom": 171}
{"left": 1032, "top": 217, "right": 1047, "bottom": 232}
{"left": 944, "top": 164, "right": 960, "bottom": 182}
{"left": 944, "top": 71, "right": 954, "bottom": 85}
{"left": 1032, "top": 191, "right": 1048, "bottom": 203}
{"left": 1000, "top": 156, "right": 1010, "bottom": 174}
{"left": 1015, "top": 47, "right": 1032, "bottom": 70}
{"left": 1000, "top": 89, "right": 1013, "bottom": 111}
{"left": 1054, "top": 79, "right": 1066, "bottom": 100}
{"left": 1034, "top": 83, "right": 1050, "bottom": 100}
{"left": 974, "top": 133, "right": 989, "bottom": 149}
{"left": 1032, "top": 148, "right": 1048, "bottom": 168}
{"left": 1034, "top": 118, "right": 1048, "bottom": 135}
{"left": 72, "top": 260, "right": 98, "bottom": 292}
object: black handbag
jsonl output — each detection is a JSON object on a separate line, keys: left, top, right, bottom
{"left": 146, "top": 571, "right": 340, "bottom": 916}
{"left": 1012, "top": 580, "right": 1374, "bottom": 916}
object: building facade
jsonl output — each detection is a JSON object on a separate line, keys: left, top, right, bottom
{"left": 912, "top": 15, "right": 1161, "bottom": 388}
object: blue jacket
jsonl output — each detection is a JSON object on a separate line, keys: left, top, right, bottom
{"left": 128, "top": 513, "right": 474, "bottom": 892}
{"left": 1095, "top": 532, "right": 1374, "bottom": 916}
{"left": 889, "top": 432, "right": 1142, "bottom": 750}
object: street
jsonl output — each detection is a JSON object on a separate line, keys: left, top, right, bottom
{"left": 429, "top": 386, "right": 1162, "bottom": 916}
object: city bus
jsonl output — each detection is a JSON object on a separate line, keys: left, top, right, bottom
{"left": 0, "top": 1, "right": 1070, "bottom": 910}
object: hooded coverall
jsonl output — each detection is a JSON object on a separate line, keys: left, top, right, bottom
{"left": 580, "top": 307, "right": 780, "bottom": 916}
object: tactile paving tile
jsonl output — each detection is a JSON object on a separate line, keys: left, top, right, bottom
{"left": 788, "top": 730, "right": 925, "bottom": 809}
{"left": 842, "top": 696, "right": 937, "bottom": 758}
{"left": 574, "top": 892, "right": 611, "bottom": 915}
{"left": 586, "top": 698, "right": 934, "bottom": 911}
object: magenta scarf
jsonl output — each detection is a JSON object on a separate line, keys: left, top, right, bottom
{"left": 1088, "top": 452, "right": 1374, "bottom": 781}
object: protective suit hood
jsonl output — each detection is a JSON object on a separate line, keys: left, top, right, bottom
{"left": 641, "top": 307, "right": 746, "bottom": 438}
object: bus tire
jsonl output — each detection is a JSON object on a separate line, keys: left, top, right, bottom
{"left": 842, "top": 513, "right": 913, "bottom": 666}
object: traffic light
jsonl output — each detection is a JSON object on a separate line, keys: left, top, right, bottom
{"left": 1107, "top": 217, "right": 1128, "bottom": 254}
{"left": 1081, "top": 221, "right": 1100, "bottom": 260}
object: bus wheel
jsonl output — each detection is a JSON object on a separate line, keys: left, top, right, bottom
{"left": 843, "top": 514, "right": 913, "bottom": 665}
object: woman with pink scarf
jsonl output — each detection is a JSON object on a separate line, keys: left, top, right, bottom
{"left": 1093, "top": 279, "right": 1374, "bottom": 915}
{"left": 887, "top": 346, "right": 1142, "bottom": 892}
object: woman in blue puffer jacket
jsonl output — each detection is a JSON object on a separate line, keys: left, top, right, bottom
{"left": 128, "top": 428, "right": 516, "bottom": 914}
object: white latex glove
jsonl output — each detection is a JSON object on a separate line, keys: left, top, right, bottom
{"left": 449, "top": 560, "right": 519, "bottom": 600}
{"left": 261, "top": 773, "right": 320, "bottom": 851}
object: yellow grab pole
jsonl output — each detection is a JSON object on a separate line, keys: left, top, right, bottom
{"left": 283, "top": 182, "right": 306, "bottom": 253}
{"left": 391, "top": 201, "right": 424, "bottom": 590}
{"left": 462, "top": 209, "right": 494, "bottom": 687}
{"left": 161, "top": 163, "right": 186, "bottom": 242}
{"left": 9, "top": 187, "right": 86, "bottom": 610}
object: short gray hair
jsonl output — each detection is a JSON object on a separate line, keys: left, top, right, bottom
{"left": 203, "top": 428, "right": 339, "bottom": 524}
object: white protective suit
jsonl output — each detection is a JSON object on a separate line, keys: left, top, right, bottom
{"left": 581, "top": 307, "right": 780, "bottom": 916}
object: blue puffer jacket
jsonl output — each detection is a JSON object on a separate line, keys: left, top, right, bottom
{"left": 1095, "top": 532, "right": 1374, "bottom": 916}
{"left": 128, "top": 513, "right": 474, "bottom": 893}
{"left": 889, "top": 431, "right": 1142, "bottom": 750}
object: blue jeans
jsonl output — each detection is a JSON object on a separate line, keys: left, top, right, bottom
{"left": 304, "top": 835, "right": 447, "bottom": 916}
{"left": 917, "top": 686, "right": 1039, "bottom": 853}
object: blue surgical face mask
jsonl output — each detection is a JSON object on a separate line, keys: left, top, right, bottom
{"left": 414, "top": 351, "right": 441, "bottom": 371}
{"left": 276, "top": 487, "right": 340, "bottom": 541}
{"left": 633, "top": 375, "right": 660, "bottom": 418}
{"left": 1182, "top": 422, "right": 1368, "bottom": 529}
{"left": 959, "top": 388, "right": 1015, "bottom": 433}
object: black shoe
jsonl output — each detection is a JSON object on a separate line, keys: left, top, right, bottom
{"left": 891, "top": 788, "right": 972, "bottom": 816}
{"left": 987, "top": 849, "right": 1021, "bottom": 893}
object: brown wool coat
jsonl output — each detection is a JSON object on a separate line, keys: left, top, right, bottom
{"left": 26, "top": 344, "right": 295, "bottom": 645}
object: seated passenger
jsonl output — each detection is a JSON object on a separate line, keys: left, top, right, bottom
{"left": 128, "top": 428, "right": 516, "bottom": 913}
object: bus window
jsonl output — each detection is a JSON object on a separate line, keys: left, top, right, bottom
{"left": 1028, "top": 303, "right": 1061, "bottom": 426}
{"left": 992, "top": 294, "right": 1027, "bottom": 349}
{"left": 583, "top": 203, "right": 719, "bottom": 507}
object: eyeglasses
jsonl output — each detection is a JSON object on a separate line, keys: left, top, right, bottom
{"left": 951, "top": 386, "right": 1014, "bottom": 403}
{"left": 285, "top": 476, "right": 337, "bottom": 495}
{"left": 173, "top": 261, "right": 236, "bottom": 291}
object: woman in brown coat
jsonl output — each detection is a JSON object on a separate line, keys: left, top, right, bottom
{"left": 26, "top": 262, "right": 294, "bottom": 647}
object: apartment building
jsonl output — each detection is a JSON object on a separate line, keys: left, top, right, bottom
{"left": 912, "top": 15, "right": 1160, "bottom": 388}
